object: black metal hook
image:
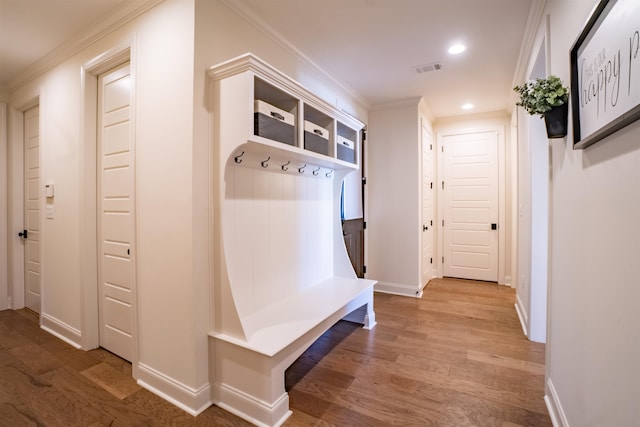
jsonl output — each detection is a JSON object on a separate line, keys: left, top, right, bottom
{"left": 313, "top": 167, "right": 321, "bottom": 176}
{"left": 261, "top": 156, "right": 270, "bottom": 168}
{"left": 234, "top": 151, "right": 245, "bottom": 164}
{"left": 298, "top": 164, "right": 307, "bottom": 174}
{"left": 281, "top": 160, "right": 290, "bottom": 171}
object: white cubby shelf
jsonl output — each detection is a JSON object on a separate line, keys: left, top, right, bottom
{"left": 207, "top": 53, "right": 376, "bottom": 427}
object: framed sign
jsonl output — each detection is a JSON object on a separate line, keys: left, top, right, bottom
{"left": 570, "top": 0, "right": 640, "bottom": 149}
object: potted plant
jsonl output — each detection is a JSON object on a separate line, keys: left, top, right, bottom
{"left": 513, "top": 75, "right": 569, "bottom": 138}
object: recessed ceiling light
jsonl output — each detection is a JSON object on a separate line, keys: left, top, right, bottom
{"left": 462, "top": 103, "right": 474, "bottom": 110}
{"left": 448, "top": 44, "right": 466, "bottom": 55}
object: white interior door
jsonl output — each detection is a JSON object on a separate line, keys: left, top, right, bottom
{"left": 442, "top": 130, "right": 498, "bottom": 282}
{"left": 97, "top": 62, "right": 134, "bottom": 361}
{"left": 421, "top": 124, "right": 434, "bottom": 287}
{"left": 24, "top": 105, "right": 41, "bottom": 313}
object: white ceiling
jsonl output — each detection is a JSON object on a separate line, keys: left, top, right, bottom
{"left": 1, "top": 0, "right": 535, "bottom": 118}
{"left": 0, "top": 0, "right": 129, "bottom": 87}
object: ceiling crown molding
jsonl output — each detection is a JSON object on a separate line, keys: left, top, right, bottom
{"left": 219, "top": 0, "right": 371, "bottom": 112}
{"left": 8, "top": 0, "right": 163, "bottom": 92}
{"left": 511, "top": 0, "right": 548, "bottom": 89}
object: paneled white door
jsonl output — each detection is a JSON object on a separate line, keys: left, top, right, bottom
{"left": 442, "top": 131, "right": 498, "bottom": 282}
{"left": 421, "top": 124, "right": 434, "bottom": 287}
{"left": 97, "top": 63, "right": 134, "bottom": 361}
{"left": 24, "top": 105, "right": 41, "bottom": 313}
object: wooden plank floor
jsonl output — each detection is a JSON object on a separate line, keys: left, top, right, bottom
{"left": 0, "top": 278, "right": 551, "bottom": 426}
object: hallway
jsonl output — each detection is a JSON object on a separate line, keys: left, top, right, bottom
{"left": 286, "top": 278, "right": 550, "bottom": 425}
{"left": 0, "top": 278, "right": 550, "bottom": 426}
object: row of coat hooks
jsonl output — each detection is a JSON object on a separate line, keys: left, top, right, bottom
{"left": 233, "top": 150, "right": 334, "bottom": 178}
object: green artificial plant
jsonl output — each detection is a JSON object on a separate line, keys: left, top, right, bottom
{"left": 513, "top": 75, "right": 569, "bottom": 117}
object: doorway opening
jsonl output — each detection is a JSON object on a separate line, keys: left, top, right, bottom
{"left": 96, "top": 62, "right": 135, "bottom": 362}
{"left": 23, "top": 105, "right": 41, "bottom": 314}
{"left": 80, "top": 45, "right": 136, "bottom": 365}
{"left": 515, "top": 33, "right": 549, "bottom": 343}
{"left": 437, "top": 125, "right": 506, "bottom": 285}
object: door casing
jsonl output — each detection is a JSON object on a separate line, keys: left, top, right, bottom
{"left": 436, "top": 123, "right": 507, "bottom": 284}
{"left": 23, "top": 105, "right": 41, "bottom": 313}
{"left": 80, "top": 44, "right": 136, "bottom": 364}
{"left": 8, "top": 95, "right": 40, "bottom": 312}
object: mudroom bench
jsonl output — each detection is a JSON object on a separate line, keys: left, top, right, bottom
{"left": 209, "top": 277, "right": 376, "bottom": 426}
{"left": 207, "top": 53, "right": 376, "bottom": 427}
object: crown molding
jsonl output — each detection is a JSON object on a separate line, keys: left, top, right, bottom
{"left": 8, "top": 0, "right": 163, "bottom": 92}
{"left": 511, "top": 0, "right": 548, "bottom": 88}
{"left": 219, "top": 0, "right": 371, "bottom": 111}
{"left": 369, "top": 96, "right": 423, "bottom": 112}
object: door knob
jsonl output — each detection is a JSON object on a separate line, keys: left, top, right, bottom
{"left": 18, "top": 229, "right": 28, "bottom": 239}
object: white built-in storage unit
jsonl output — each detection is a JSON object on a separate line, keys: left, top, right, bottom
{"left": 206, "top": 53, "right": 376, "bottom": 427}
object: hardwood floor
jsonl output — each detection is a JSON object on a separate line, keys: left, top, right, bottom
{"left": 0, "top": 278, "right": 550, "bottom": 426}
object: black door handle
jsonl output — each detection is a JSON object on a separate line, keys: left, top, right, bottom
{"left": 18, "top": 229, "right": 28, "bottom": 239}
{"left": 423, "top": 225, "right": 428, "bottom": 231}
{"left": 491, "top": 223, "right": 498, "bottom": 230}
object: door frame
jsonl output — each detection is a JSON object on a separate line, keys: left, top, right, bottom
{"left": 8, "top": 94, "right": 41, "bottom": 312}
{"left": 0, "top": 102, "right": 7, "bottom": 310}
{"left": 23, "top": 104, "right": 42, "bottom": 313}
{"left": 419, "top": 117, "right": 435, "bottom": 289}
{"left": 436, "top": 123, "right": 507, "bottom": 284}
{"left": 80, "top": 43, "right": 137, "bottom": 367}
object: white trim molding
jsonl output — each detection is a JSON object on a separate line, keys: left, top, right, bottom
{"left": 375, "top": 281, "right": 424, "bottom": 298}
{"left": 137, "top": 363, "right": 212, "bottom": 417}
{"left": 218, "top": 0, "right": 369, "bottom": 112}
{"left": 7, "top": 0, "right": 160, "bottom": 91}
{"left": 212, "top": 382, "right": 291, "bottom": 427}
{"left": 515, "top": 295, "right": 529, "bottom": 337}
{"left": 41, "top": 313, "right": 82, "bottom": 349}
{"left": 545, "top": 378, "right": 570, "bottom": 427}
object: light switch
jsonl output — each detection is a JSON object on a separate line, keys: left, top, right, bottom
{"left": 46, "top": 204, "right": 54, "bottom": 219}
{"left": 45, "top": 184, "right": 54, "bottom": 198}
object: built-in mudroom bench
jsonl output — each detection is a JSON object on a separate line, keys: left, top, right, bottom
{"left": 207, "top": 53, "right": 377, "bottom": 427}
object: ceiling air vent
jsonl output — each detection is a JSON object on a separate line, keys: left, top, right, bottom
{"left": 412, "top": 63, "right": 442, "bottom": 74}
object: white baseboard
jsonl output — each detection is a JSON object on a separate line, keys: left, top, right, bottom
{"left": 136, "top": 362, "right": 212, "bottom": 417}
{"left": 41, "top": 313, "right": 82, "bottom": 349}
{"left": 212, "top": 382, "right": 291, "bottom": 427}
{"left": 514, "top": 294, "right": 528, "bottom": 337}
{"left": 374, "top": 281, "right": 422, "bottom": 298}
{"left": 545, "top": 378, "right": 569, "bottom": 427}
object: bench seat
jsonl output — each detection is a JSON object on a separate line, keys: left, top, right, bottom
{"left": 209, "top": 277, "right": 376, "bottom": 427}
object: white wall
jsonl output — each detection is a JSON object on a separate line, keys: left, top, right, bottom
{"left": 3, "top": 0, "right": 372, "bottom": 416}
{"left": 6, "top": 0, "right": 205, "bottom": 411}
{"left": 520, "top": 1, "right": 640, "bottom": 425}
{"left": 367, "top": 98, "right": 424, "bottom": 296}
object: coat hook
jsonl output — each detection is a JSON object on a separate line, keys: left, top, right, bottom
{"left": 261, "top": 156, "right": 270, "bottom": 168}
{"left": 281, "top": 160, "right": 290, "bottom": 171}
{"left": 313, "top": 167, "right": 321, "bottom": 176}
{"left": 298, "top": 164, "right": 307, "bottom": 174}
{"left": 234, "top": 151, "right": 245, "bottom": 164}
{"left": 326, "top": 170, "right": 333, "bottom": 178}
